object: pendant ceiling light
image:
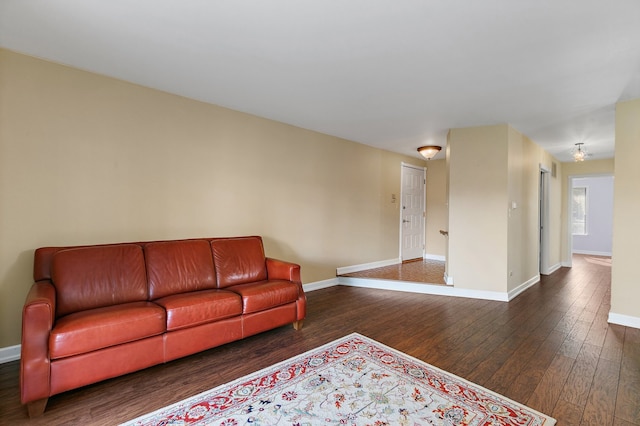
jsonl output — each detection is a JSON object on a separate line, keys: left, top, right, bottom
{"left": 572, "top": 143, "right": 587, "bottom": 162}
{"left": 417, "top": 145, "right": 441, "bottom": 160}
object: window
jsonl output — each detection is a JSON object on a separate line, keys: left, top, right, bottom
{"left": 572, "top": 187, "right": 587, "bottom": 235}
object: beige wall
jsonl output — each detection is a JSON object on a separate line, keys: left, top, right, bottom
{"left": 425, "top": 159, "right": 447, "bottom": 257}
{"left": 447, "top": 125, "right": 510, "bottom": 292}
{"left": 447, "top": 124, "right": 562, "bottom": 294}
{"left": 611, "top": 98, "right": 640, "bottom": 320}
{"left": 510, "top": 128, "right": 563, "bottom": 282}
{"left": 507, "top": 127, "right": 537, "bottom": 290}
{"left": 0, "top": 49, "right": 424, "bottom": 347}
{"left": 4, "top": 47, "right": 629, "bottom": 349}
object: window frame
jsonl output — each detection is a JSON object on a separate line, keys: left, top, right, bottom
{"left": 571, "top": 186, "right": 588, "bottom": 236}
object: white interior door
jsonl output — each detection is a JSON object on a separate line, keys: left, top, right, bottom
{"left": 401, "top": 164, "right": 426, "bottom": 261}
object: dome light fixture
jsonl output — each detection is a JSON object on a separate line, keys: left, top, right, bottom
{"left": 417, "top": 145, "right": 442, "bottom": 160}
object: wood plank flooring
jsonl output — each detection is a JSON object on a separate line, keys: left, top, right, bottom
{"left": 1, "top": 254, "right": 638, "bottom": 425}
{"left": 339, "top": 257, "right": 446, "bottom": 284}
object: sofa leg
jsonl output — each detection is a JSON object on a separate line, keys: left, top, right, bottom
{"left": 293, "top": 320, "right": 303, "bottom": 330}
{"left": 27, "top": 398, "right": 48, "bottom": 418}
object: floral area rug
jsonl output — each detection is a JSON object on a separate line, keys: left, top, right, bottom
{"left": 121, "top": 333, "right": 556, "bottom": 425}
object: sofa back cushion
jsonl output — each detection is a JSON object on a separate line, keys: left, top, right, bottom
{"left": 145, "top": 239, "right": 216, "bottom": 299}
{"left": 51, "top": 244, "right": 148, "bottom": 317}
{"left": 211, "top": 237, "right": 268, "bottom": 288}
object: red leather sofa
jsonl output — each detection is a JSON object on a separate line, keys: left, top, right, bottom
{"left": 20, "top": 236, "right": 306, "bottom": 417}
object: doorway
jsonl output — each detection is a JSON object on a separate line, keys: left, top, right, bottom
{"left": 400, "top": 163, "right": 426, "bottom": 261}
{"left": 569, "top": 175, "right": 614, "bottom": 258}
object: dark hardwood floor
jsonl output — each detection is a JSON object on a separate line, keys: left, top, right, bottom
{"left": 1, "top": 254, "right": 638, "bottom": 425}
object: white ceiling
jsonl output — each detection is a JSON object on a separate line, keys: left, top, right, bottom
{"left": 2, "top": 1, "right": 639, "bottom": 162}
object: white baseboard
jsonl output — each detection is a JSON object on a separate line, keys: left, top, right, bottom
{"left": 508, "top": 275, "right": 540, "bottom": 301}
{"left": 443, "top": 273, "right": 453, "bottom": 285}
{"left": 573, "top": 250, "right": 612, "bottom": 257}
{"left": 0, "top": 344, "right": 20, "bottom": 364}
{"left": 608, "top": 312, "right": 640, "bottom": 329}
{"left": 424, "top": 254, "right": 446, "bottom": 261}
{"left": 303, "top": 278, "right": 339, "bottom": 292}
{"left": 547, "top": 263, "right": 562, "bottom": 274}
{"left": 338, "top": 272, "right": 547, "bottom": 302}
{"left": 0, "top": 272, "right": 555, "bottom": 365}
{"left": 337, "top": 276, "right": 509, "bottom": 302}
{"left": 541, "top": 262, "right": 562, "bottom": 275}
{"left": 336, "top": 258, "right": 400, "bottom": 275}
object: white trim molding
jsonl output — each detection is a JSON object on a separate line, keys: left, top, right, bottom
{"left": 1, "top": 272, "right": 556, "bottom": 365}
{"left": 507, "top": 275, "right": 540, "bottom": 301}
{"left": 338, "top": 276, "right": 509, "bottom": 302}
{"left": 0, "top": 277, "right": 339, "bottom": 365}
{"left": 0, "top": 344, "right": 20, "bottom": 364}
{"left": 608, "top": 312, "right": 640, "bottom": 329}
{"left": 572, "top": 250, "right": 613, "bottom": 257}
{"left": 547, "top": 263, "right": 563, "bottom": 274}
{"left": 424, "top": 254, "right": 446, "bottom": 261}
{"left": 336, "top": 258, "right": 399, "bottom": 276}
{"left": 303, "top": 278, "right": 339, "bottom": 292}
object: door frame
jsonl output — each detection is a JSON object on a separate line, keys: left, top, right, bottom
{"left": 539, "top": 165, "right": 551, "bottom": 275}
{"left": 399, "top": 162, "right": 427, "bottom": 261}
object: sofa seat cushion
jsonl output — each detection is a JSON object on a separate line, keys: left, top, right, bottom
{"left": 50, "top": 302, "right": 166, "bottom": 359}
{"left": 154, "top": 290, "right": 243, "bottom": 331}
{"left": 228, "top": 280, "right": 300, "bottom": 314}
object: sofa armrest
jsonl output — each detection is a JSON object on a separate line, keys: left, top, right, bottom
{"left": 21, "top": 281, "right": 56, "bottom": 405}
{"left": 266, "top": 258, "right": 306, "bottom": 326}
{"left": 266, "top": 258, "right": 301, "bottom": 284}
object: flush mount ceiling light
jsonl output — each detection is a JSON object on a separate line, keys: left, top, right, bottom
{"left": 417, "top": 145, "right": 441, "bottom": 160}
{"left": 572, "top": 143, "right": 587, "bottom": 162}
